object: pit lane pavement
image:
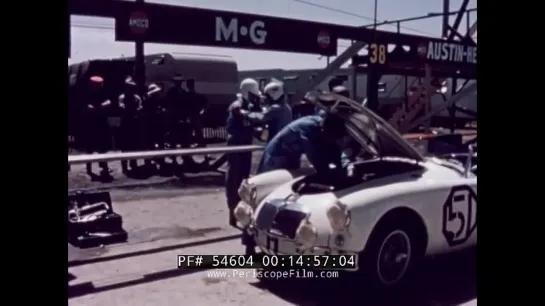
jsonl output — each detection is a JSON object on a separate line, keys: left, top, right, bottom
{"left": 68, "top": 183, "right": 476, "bottom": 306}
{"left": 68, "top": 140, "right": 476, "bottom": 305}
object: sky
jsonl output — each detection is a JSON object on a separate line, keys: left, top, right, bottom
{"left": 69, "top": 0, "right": 476, "bottom": 70}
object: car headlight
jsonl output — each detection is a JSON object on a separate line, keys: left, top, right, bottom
{"left": 238, "top": 180, "right": 258, "bottom": 207}
{"left": 295, "top": 219, "right": 318, "bottom": 250}
{"left": 326, "top": 201, "right": 351, "bottom": 231}
{"left": 234, "top": 202, "right": 253, "bottom": 227}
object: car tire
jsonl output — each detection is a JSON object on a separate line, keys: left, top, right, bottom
{"left": 357, "top": 217, "right": 424, "bottom": 290}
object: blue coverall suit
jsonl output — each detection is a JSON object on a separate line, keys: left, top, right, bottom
{"left": 225, "top": 98, "right": 256, "bottom": 214}
{"left": 256, "top": 115, "right": 350, "bottom": 175}
{"left": 243, "top": 101, "right": 293, "bottom": 142}
{"left": 243, "top": 115, "right": 350, "bottom": 254}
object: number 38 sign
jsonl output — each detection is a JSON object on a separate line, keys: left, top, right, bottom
{"left": 442, "top": 185, "right": 477, "bottom": 247}
{"left": 369, "top": 43, "right": 387, "bottom": 65}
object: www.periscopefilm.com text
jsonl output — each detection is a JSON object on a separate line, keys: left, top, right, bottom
{"left": 207, "top": 269, "right": 340, "bottom": 279}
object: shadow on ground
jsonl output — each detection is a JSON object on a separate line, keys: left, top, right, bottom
{"left": 68, "top": 233, "right": 241, "bottom": 267}
{"left": 252, "top": 248, "right": 476, "bottom": 306}
{"left": 68, "top": 151, "right": 264, "bottom": 190}
{"left": 68, "top": 268, "right": 206, "bottom": 299}
{"left": 69, "top": 248, "right": 475, "bottom": 305}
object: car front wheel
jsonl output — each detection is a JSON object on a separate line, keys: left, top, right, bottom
{"left": 358, "top": 219, "right": 423, "bottom": 289}
{"left": 375, "top": 230, "right": 412, "bottom": 286}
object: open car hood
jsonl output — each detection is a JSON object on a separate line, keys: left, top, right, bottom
{"left": 309, "top": 92, "right": 425, "bottom": 162}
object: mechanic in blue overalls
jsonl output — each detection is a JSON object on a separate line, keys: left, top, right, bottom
{"left": 256, "top": 113, "right": 351, "bottom": 175}
{"left": 256, "top": 86, "right": 352, "bottom": 174}
{"left": 225, "top": 78, "right": 262, "bottom": 228}
{"left": 236, "top": 80, "right": 293, "bottom": 142}
{"left": 240, "top": 112, "right": 352, "bottom": 255}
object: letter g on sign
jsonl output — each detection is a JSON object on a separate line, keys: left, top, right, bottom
{"left": 249, "top": 21, "right": 267, "bottom": 45}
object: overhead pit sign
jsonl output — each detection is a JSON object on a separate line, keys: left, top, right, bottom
{"left": 417, "top": 41, "right": 477, "bottom": 65}
{"left": 215, "top": 17, "right": 267, "bottom": 45}
{"left": 115, "top": 3, "right": 338, "bottom": 56}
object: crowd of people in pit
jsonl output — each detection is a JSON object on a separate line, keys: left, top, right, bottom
{"left": 69, "top": 74, "right": 208, "bottom": 181}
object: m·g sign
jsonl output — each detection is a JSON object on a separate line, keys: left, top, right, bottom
{"left": 215, "top": 17, "right": 267, "bottom": 45}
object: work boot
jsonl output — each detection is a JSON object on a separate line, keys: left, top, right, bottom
{"left": 121, "top": 161, "right": 129, "bottom": 175}
{"left": 242, "top": 231, "right": 257, "bottom": 255}
{"left": 245, "top": 245, "right": 256, "bottom": 255}
{"left": 129, "top": 160, "right": 138, "bottom": 171}
{"left": 86, "top": 163, "right": 94, "bottom": 176}
{"left": 99, "top": 168, "right": 114, "bottom": 182}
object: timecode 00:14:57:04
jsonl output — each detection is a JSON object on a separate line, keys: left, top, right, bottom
{"left": 177, "top": 255, "right": 358, "bottom": 270}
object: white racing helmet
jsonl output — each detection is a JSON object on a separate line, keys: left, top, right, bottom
{"left": 263, "top": 81, "right": 285, "bottom": 101}
{"left": 239, "top": 78, "right": 261, "bottom": 100}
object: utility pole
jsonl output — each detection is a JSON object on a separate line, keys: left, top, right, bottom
{"left": 365, "top": 0, "right": 380, "bottom": 112}
{"left": 134, "top": 0, "right": 146, "bottom": 97}
{"left": 442, "top": 0, "right": 450, "bottom": 37}
{"left": 373, "top": 0, "right": 378, "bottom": 29}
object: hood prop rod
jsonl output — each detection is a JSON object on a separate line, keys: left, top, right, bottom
{"left": 464, "top": 145, "right": 474, "bottom": 177}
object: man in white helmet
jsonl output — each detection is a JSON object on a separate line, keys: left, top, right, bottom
{"left": 231, "top": 80, "right": 293, "bottom": 142}
{"left": 225, "top": 78, "right": 262, "bottom": 229}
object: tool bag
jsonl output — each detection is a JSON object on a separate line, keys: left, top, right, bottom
{"left": 67, "top": 189, "right": 128, "bottom": 248}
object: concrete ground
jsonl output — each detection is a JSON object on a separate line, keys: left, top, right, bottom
{"left": 68, "top": 186, "right": 476, "bottom": 306}
{"left": 68, "top": 133, "right": 477, "bottom": 306}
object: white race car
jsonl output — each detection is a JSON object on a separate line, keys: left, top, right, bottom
{"left": 234, "top": 93, "right": 477, "bottom": 287}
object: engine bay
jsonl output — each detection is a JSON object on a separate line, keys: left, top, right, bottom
{"left": 291, "top": 159, "right": 423, "bottom": 194}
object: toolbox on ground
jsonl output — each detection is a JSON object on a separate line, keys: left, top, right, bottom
{"left": 67, "top": 189, "right": 128, "bottom": 248}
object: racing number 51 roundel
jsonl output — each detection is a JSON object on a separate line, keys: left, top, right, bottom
{"left": 442, "top": 185, "right": 477, "bottom": 247}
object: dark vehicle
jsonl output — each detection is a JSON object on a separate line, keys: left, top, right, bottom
{"left": 68, "top": 59, "right": 134, "bottom": 152}
{"left": 125, "top": 52, "right": 239, "bottom": 128}
{"left": 68, "top": 53, "right": 239, "bottom": 151}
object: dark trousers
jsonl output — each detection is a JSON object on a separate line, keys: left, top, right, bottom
{"left": 84, "top": 120, "right": 111, "bottom": 174}
{"left": 225, "top": 152, "right": 253, "bottom": 211}
{"left": 189, "top": 114, "right": 205, "bottom": 145}
{"left": 225, "top": 151, "right": 254, "bottom": 251}
{"left": 118, "top": 119, "right": 142, "bottom": 171}
{"left": 147, "top": 115, "right": 167, "bottom": 166}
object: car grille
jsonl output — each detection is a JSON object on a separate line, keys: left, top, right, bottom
{"left": 270, "top": 210, "right": 307, "bottom": 239}
{"left": 255, "top": 202, "right": 279, "bottom": 230}
{"left": 254, "top": 199, "right": 308, "bottom": 239}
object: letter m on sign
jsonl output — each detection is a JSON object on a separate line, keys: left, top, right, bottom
{"left": 216, "top": 17, "right": 238, "bottom": 43}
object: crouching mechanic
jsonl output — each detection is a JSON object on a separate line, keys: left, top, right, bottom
{"left": 225, "top": 78, "right": 262, "bottom": 228}
{"left": 239, "top": 113, "right": 352, "bottom": 255}
{"left": 232, "top": 81, "right": 293, "bottom": 142}
{"left": 256, "top": 113, "right": 351, "bottom": 175}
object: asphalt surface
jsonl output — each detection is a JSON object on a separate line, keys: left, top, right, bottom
{"left": 68, "top": 187, "right": 476, "bottom": 306}
{"left": 68, "top": 186, "right": 476, "bottom": 305}
{"left": 68, "top": 140, "right": 477, "bottom": 306}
